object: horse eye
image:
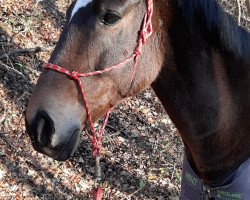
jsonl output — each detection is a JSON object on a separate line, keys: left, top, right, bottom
{"left": 100, "top": 11, "right": 121, "bottom": 26}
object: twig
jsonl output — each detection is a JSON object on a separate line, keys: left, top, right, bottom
{"left": 126, "top": 188, "right": 144, "bottom": 199}
{"left": 14, "top": 91, "right": 28, "bottom": 103}
{"left": 0, "top": 133, "right": 18, "bottom": 150}
{"left": 0, "top": 115, "right": 5, "bottom": 124}
{"left": 247, "top": 0, "right": 250, "bottom": 15}
{"left": 105, "top": 124, "right": 126, "bottom": 135}
{"left": 0, "top": 60, "right": 26, "bottom": 78}
{"left": 0, "top": 105, "right": 5, "bottom": 127}
{"left": 237, "top": 0, "right": 242, "bottom": 25}
{"left": 171, "top": 164, "right": 176, "bottom": 181}
{"left": 0, "top": 47, "right": 45, "bottom": 59}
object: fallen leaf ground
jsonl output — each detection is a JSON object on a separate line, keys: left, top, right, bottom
{"left": 0, "top": 0, "right": 249, "bottom": 199}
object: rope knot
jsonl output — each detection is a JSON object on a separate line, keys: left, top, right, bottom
{"left": 93, "top": 143, "right": 102, "bottom": 158}
{"left": 134, "top": 48, "right": 141, "bottom": 57}
{"left": 69, "top": 71, "right": 78, "bottom": 79}
{"left": 140, "top": 31, "right": 147, "bottom": 44}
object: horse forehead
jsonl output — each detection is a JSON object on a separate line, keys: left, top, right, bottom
{"left": 71, "top": 0, "right": 93, "bottom": 19}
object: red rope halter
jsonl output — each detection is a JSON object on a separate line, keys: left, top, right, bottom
{"left": 44, "top": 0, "right": 153, "bottom": 199}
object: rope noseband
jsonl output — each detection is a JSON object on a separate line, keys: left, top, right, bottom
{"left": 44, "top": 0, "right": 153, "bottom": 199}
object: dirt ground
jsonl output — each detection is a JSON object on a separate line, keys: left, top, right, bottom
{"left": 0, "top": 0, "right": 249, "bottom": 199}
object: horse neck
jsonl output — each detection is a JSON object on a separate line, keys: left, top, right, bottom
{"left": 152, "top": 0, "right": 250, "bottom": 185}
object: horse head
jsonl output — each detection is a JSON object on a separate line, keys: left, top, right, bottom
{"left": 25, "top": 0, "right": 164, "bottom": 161}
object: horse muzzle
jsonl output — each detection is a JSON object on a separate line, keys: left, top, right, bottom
{"left": 25, "top": 110, "right": 81, "bottom": 161}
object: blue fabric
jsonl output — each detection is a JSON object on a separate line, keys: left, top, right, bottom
{"left": 180, "top": 155, "right": 250, "bottom": 200}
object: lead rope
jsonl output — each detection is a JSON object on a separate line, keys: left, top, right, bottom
{"left": 44, "top": 0, "right": 153, "bottom": 199}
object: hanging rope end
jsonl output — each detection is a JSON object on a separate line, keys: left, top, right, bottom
{"left": 93, "top": 155, "right": 103, "bottom": 200}
{"left": 92, "top": 185, "right": 103, "bottom": 200}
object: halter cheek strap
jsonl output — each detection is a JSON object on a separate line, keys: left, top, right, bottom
{"left": 44, "top": 0, "right": 153, "bottom": 199}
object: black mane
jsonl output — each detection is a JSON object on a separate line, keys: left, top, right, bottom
{"left": 177, "top": 0, "right": 250, "bottom": 59}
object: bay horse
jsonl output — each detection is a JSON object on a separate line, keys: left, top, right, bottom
{"left": 25, "top": 0, "right": 250, "bottom": 199}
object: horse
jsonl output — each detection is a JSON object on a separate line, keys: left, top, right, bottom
{"left": 25, "top": 0, "right": 250, "bottom": 199}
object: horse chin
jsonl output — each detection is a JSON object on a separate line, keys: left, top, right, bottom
{"left": 32, "top": 129, "right": 81, "bottom": 161}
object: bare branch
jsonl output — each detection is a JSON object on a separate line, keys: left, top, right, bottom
{"left": 237, "top": 0, "right": 242, "bottom": 25}
{"left": 0, "top": 60, "right": 26, "bottom": 78}
{"left": 247, "top": 0, "right": 250, "bottom": 15}
{"left": 0, "top": 47, "right": 45, "bottom": 59}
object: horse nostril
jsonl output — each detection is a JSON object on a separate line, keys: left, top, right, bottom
{"left": 37, "top": 117, "right": 46, "bottom": 145}
{"left": 34, "top": 111, "right": 55, "bottom": 147}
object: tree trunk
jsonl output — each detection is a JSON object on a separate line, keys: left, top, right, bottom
{"left": 247, "top": 0, "right": 250, "bottom": 15}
